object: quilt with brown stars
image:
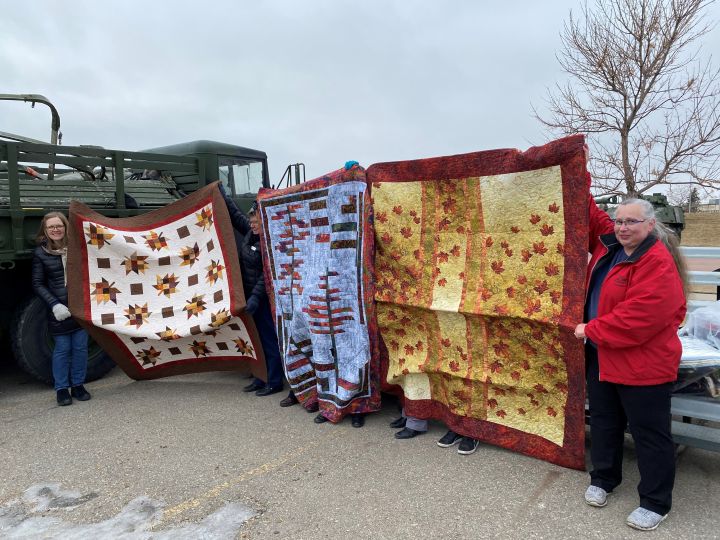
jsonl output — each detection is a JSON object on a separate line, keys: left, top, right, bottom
{"left": 256, "top": 165, "right": 381, "bottom": 423}
{"left": 66, "top": 182, "right": 266, "bottom": 381}
{"left": 367, "top": 135, "right": 588, "bottom": 469}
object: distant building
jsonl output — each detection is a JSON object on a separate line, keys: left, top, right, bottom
{"left": 697, "top": 198, "right": 720, "bottom": 212}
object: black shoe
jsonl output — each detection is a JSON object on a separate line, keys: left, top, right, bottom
{"left": 280, "top": 393, "right": 299, "bottom": 407}
{"left": 389, "top": 417, "right": 406, "bottom": 429}
{"left": 256, "top": 385, "right": 283, "bottom": 397}
{"left": 437, "top": 430, "right": 462, "bottom": 448}
{"left": 314, "top": 413, "right": 329, "bottom": 424}
{"left": 56, "top": 389, "right": 72, "bottom": 406}
{"left": 457, "top": 437, "right": 480, "bottom": 455}
{"left": 351, "top": 414, "right": 365, "bottom": 428}
{"left": 70, "top": 385, "right": 91, "bottom": 401}
{"left": 243, "top": 381, "right": 264, "bottom": 393}
{"left": 306, "top": 402, "right": 319, "bottom": 413}
{"left": 394, "top": 427, "right": 423, "bottom": 439}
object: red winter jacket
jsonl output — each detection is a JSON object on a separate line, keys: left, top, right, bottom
{"left": 584, "top": 189, "right": 686, "bottom": 386}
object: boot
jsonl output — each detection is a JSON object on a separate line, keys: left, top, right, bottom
{"left": 56, "top": 389, "right": 72, "bottom": 406}
{"left": 71, "top": 385, "right": 91, "bottom": 401}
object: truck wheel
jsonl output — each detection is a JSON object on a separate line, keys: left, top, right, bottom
{"left": 11, "top": 297, "right": 115, "bottom": 385}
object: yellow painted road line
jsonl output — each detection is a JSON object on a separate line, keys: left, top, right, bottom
{"left": 158, "top": 432, "right": 336, "bottom": 524}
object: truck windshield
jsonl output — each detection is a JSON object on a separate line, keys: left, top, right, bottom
{"left": 219, "top": 157, "right": 265, "bottom": 196}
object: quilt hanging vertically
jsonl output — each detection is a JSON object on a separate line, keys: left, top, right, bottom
{"left": 257, "top": 165, "right": 380, "bottom": 423}
{"left": 367, "top": 135, "right": 588, "bottom": 469}
{"left": 67, "top": 183, "right": 266, "bottom": 381}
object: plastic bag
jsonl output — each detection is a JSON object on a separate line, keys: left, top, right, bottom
{"left": 680, "top": 301, "right": 720, "bottom": 349}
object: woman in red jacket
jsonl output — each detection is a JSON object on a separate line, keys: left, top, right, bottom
{"left": 574, "top": 188, "right": 687, "bottom": 531}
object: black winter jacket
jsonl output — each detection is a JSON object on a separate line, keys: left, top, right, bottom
{"left": 32, "top": 246, "right": 81, "bottom": 335}
{"left": 221, "top": 189, "right": 267, "bottom": 302}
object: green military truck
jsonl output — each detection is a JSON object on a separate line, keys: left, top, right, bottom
{"left": 0, "top": 94, "right": 271, "bottom": 384}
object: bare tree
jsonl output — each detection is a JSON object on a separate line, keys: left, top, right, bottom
{"left": 535, "top": 0, "right": 720, "bottom": 196}
{"left": 667, "top": 184, "right": 703, "bottom": 209}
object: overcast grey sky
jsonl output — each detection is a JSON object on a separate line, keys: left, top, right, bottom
{"left": 2, "top": 0, "right": 720, "bottom": 184}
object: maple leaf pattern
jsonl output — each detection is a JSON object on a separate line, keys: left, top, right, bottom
{"left": 529, "top": 214, "right": 541, "bottom": 224}
{"left": 533, "top": 280, "right": 549, "bottom": 294}
{"left": 491, "top": 260, "right": 505, "bottom": 274}
{"left": 86, "top": 223, "right": 115, "bottom": 249}
{"left": 548, "top": 202, "right": 559, "bottom": 213}
{"left": 523, "top": 299, "right": 541, "bottom": 316}
{"left": 195, "top": 206, "right": 214, "bottom": 230}
{"left": 234, "top": 337, "right": 254, "bottom": 355}
{"left": 180, "top": 243, "right": 201, "bottom": 267}
{"left": 494, "top": 304, "right": 509, "bottom": 316}
{"left": 510, "top": 226, "right": 520, "bottom": 233}
{"left": 92, "top": 278, "right": 121, "bottom": 304}
{"left": 400, "top": 227, "right": 413, "bottom": 238}
{"left": 532, "top": 241, "right": 548, "bottom": 255}
{"left": 124, "top": 303, "right": 151, "bottom": 328}
{"left": 136, "top": 347, "right": 161, "bottom": 366}
{"left": 540, "top": 224, "right": 554, "bottom": 236}
{"left": 442, "top": 197, "right": 457, "bottom": 214}
{"left": 144, "top": 230, "right": 168, "bottom": 251}
{"left": 153, "top": 273, "right": 180, "bottom": 297}
{"left": 183, "top": 294, "right": 207, "bottom": 318}
{"left": 205, "top": 260, "right": 225, "bottom": 284}
{"left": 210, "top": 309, "right": 231, "bottom": 328}
{"left": 189, "top": 340, "right": 211, "bottom": 358}
{"left": 545, "top": 262, "right": 560, "bottom": 276}
{"left": 122, "top": 252, "right": 149, "bottom": 275}
{"left": 156, "top": 326, "right": 181, "bottom": 341}
{"left": 521, "top": 249, "right": 532, "bottom": 263}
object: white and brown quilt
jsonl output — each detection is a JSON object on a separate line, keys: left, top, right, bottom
{"left": 67, "top": 183, "right": 266, "bottom": 381}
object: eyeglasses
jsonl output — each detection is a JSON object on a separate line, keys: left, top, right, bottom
{"left": 613, "top": 219, "right": 646, "bottom": 227}
{"left": 46, "top": 225, "right": 65, "bottom": 230}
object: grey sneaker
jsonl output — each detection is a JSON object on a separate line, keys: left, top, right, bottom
{"left": 437, "top": 430, "right": 462, "bottom": 448}
{"left": 584, "top": 485, "right": 609, "bottom": 507}
{"left": 457, "top": 437, "right": 480, "bottom": 455}
{"left": 626, "top": 507, "right": 668, "bottom": 531}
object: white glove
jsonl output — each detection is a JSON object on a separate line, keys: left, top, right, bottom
{"left": 52, "top": 304, "right": 72, "bottom": 321}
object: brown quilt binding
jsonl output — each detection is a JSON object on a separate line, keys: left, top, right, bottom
{"left": 67, "top": 182, "right": 267, "bottom": 381}
{"left": 367, "top": 135, "right": 588, "bottom": 469}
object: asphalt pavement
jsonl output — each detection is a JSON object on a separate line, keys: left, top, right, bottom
{"left": 1, "top": 364, "right": 719, "bottom": 539}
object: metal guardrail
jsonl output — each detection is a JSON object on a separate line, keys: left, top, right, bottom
{"left": 681, "top": 246, "right": 720, "bottom": 311}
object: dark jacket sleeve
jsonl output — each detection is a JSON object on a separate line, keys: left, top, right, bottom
{"left": 249, "top": 269, "right": 267, "bottom": 300}
{"left": 219, "top": 184, "right": 251, "bottom": 235}
{"left": 32, "top": 250, "right": 61, "bottom": 308}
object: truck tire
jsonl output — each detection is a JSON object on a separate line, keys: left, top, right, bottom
{"left": 11, "top": 297, "right": 115, "bottom": 385}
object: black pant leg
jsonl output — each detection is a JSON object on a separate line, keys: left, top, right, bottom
{"left": 252, "top": 297, "right": 284, "bottom": 388}
{"left": 586, "top": 344, "right": 626, "bottom": 492}
{"left": 618, "top": 383, "right": 675, "bottom": 515}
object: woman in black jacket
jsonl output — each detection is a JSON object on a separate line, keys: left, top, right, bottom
{"left": 32, "top": 212, "right": 91, "bottom": 406}
{"left": 220, "top": 186, "right": 285, "bottom": 396}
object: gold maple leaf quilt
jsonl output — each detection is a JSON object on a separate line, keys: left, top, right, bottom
{"left": 367, "top": 135, "right": 588, "bottom": 469}
{"left": 67, "top": 183, "right": 266, "bottom": 381}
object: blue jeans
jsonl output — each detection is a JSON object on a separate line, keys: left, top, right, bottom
{"left": 52, "top": 329, "right": 89, "bottom": 391}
